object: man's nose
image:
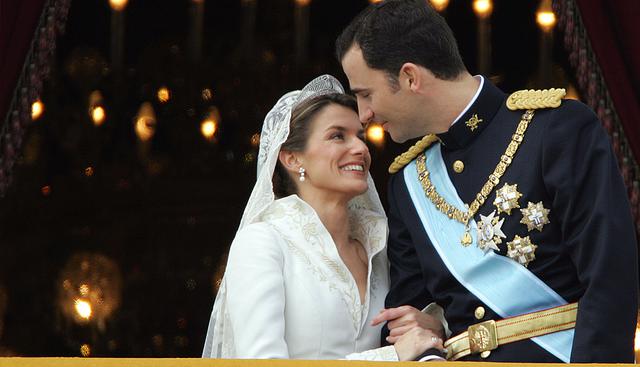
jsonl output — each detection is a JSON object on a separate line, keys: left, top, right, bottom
{"left": 358, "top": 105, "right": 374, "bottom": 124}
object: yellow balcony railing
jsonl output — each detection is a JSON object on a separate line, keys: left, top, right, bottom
{"left": 0, "top": 359, "right": 634, "bottom": 367}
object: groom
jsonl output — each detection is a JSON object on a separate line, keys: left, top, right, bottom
{"left": 336, "top": 0, "right": 638, "bottom": 363}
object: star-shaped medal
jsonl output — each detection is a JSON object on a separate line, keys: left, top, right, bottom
{"left": 507, "top": 235, "right": 538, "bottom": 267}
{"left": 477, "top": 210, "right": 506, "bottom": 253}
{"left": 493, "top": 183, "right": 522, "bottom": 215}
{"left": 520, "top": 201, "right": 550, "bottom": 232}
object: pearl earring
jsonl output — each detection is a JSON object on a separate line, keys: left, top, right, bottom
{"left": 298, "top": 167, "right": 306, "bottom": 182}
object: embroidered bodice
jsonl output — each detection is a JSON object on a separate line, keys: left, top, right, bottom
{"left": 203, "top": 195, "right": 393, "bottom": 360}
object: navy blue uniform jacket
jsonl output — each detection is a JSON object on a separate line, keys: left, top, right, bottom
{"left": 384, "top": 79, "right": 638, "bottom": 363}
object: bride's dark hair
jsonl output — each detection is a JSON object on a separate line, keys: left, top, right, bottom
{"left": 272, "top": 93, "right": 358, "bottom": 198}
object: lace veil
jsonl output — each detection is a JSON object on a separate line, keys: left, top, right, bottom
{"left": 203, "top": 75, "right": 386, "bottom": 358}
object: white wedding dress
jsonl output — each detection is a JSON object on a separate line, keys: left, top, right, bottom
{"left": 203, "top": 74, "right": 398, "bottom": 361}
{"left": 203, "top": 195, "right": 397, "bottom": 360}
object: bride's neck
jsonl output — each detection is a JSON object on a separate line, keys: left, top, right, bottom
{"left": 300, "top": 193, "right": 351, "bottom": 246}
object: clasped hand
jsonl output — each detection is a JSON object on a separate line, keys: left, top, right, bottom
{"left": 371, "top": 305, "right": 446, "bottom": 361}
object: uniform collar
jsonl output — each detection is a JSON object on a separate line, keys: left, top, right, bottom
{"left": 436, "top": 76, "right": 506, "bottom": 150}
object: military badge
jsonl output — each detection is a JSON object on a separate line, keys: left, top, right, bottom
{"left": 465, "top": 113, "right": 483, "bottom": 131}
{"left": 477, "top": 210, "right": 506, "bottom": 252}
{"left": 520, "top": 201, "right": 550, "bottom": 232}
{"left": 507, "top": 235, "right": 537, "bottom": 267}
{"left": 493, "top": 183, "right": 522, "bottom": 215}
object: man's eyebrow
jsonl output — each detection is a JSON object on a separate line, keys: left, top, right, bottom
{"left": 350, "top": 87, "right": 368, "bottom": 95}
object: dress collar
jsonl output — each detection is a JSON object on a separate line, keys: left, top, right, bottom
{"left": 263, "top": 195, "right": 387, "bottom": 259}
{"left": 436, "top": 76, "right": 506, "bottom": 150}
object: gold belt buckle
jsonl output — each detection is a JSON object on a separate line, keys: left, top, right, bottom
{"left": 468, "top": 320, "right": 498, "bottom": 354}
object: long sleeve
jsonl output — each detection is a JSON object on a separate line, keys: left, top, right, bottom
{"left": 344, "top": 345, "right": 399, "bottom": 361}
{"left": 224, "top": 223, "right": 290, "bottom": 358}
{"left": 383, "top": 174, "right": 433, "bottom": 342}
{"left": 541, "top": 101, "right": 638, "bottom": 362}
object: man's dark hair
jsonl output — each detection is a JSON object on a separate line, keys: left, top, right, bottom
{"left": 336, "top": 0, "right": 466, "bottom": 81}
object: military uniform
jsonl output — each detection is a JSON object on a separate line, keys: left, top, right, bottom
{"left": 384, "top": 78, "right": 638, "bottom": 362}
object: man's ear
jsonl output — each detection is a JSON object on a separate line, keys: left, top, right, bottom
{"left": 278, "top": 150, "right": 301, "bottom": 173}
{"left": 400, "top": 63, "right": 432, "bottom": 93}
{"left": 399, "top": 63, "right": 419, "bottom": 91}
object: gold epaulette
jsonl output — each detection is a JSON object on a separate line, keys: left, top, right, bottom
{"left": 506, "top": 88, "right": 566, "bottom": 111}
{"left": 388, "top": 88, "right": 565, "bottom": 174}
{"left": 388, "top": 134, "right": 439, "bottom": 174}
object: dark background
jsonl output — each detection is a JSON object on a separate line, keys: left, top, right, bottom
{"left": 0, "top": 0, "right": 573, "bottom": 357}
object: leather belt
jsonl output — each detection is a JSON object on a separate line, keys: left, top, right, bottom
{"left": 444, "top": 302, "right": 578, "bottom": 360}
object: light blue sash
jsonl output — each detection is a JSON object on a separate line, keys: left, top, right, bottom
{"left": 404, "top": 143, "right": 574, "bottom": 362}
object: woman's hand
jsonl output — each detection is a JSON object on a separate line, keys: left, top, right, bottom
{"left": 392, "top": 326, "right": 444, "bottom": 361}
{"left": 372, "top": 305, "right": 445, "bottom": 343}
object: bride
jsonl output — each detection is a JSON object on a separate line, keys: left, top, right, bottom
{"left": 203, "top": 75, "right": 443, "bottom": 360}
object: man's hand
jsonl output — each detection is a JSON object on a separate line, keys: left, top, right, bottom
{"left": 372, "top": 305, "right": 445, "bottom": 343}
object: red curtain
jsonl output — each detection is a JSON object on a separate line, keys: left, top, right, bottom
{"left": 0, "top": 0, "right": 47, "bottom": 119}
{"left": 575, "top": 0, "right": 640, "bottom": 163}
{"left": 0, "top": 0, "right": 69, "bottom": 196}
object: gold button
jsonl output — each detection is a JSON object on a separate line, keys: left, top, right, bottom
{"left": 453, "top": 160, "right": 464, "bottom": 173}
{"left": 480, "top": 351, "right": 491, "bottom": 359}
{"left": 474, "top": 306, "right": 485, "bottom": 320}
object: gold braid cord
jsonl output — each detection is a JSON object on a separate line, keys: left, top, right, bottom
{"left": 506, "top": 88, "right": 566, "bottom": 111}
{"left": 388, "top": 88, "right": 565, "bottom": 174}
{"left": 388, "top": 134, "right": 438, "bottom": 174}
{"left": 416, "top": 110, "right": 535, "bottom": 241}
